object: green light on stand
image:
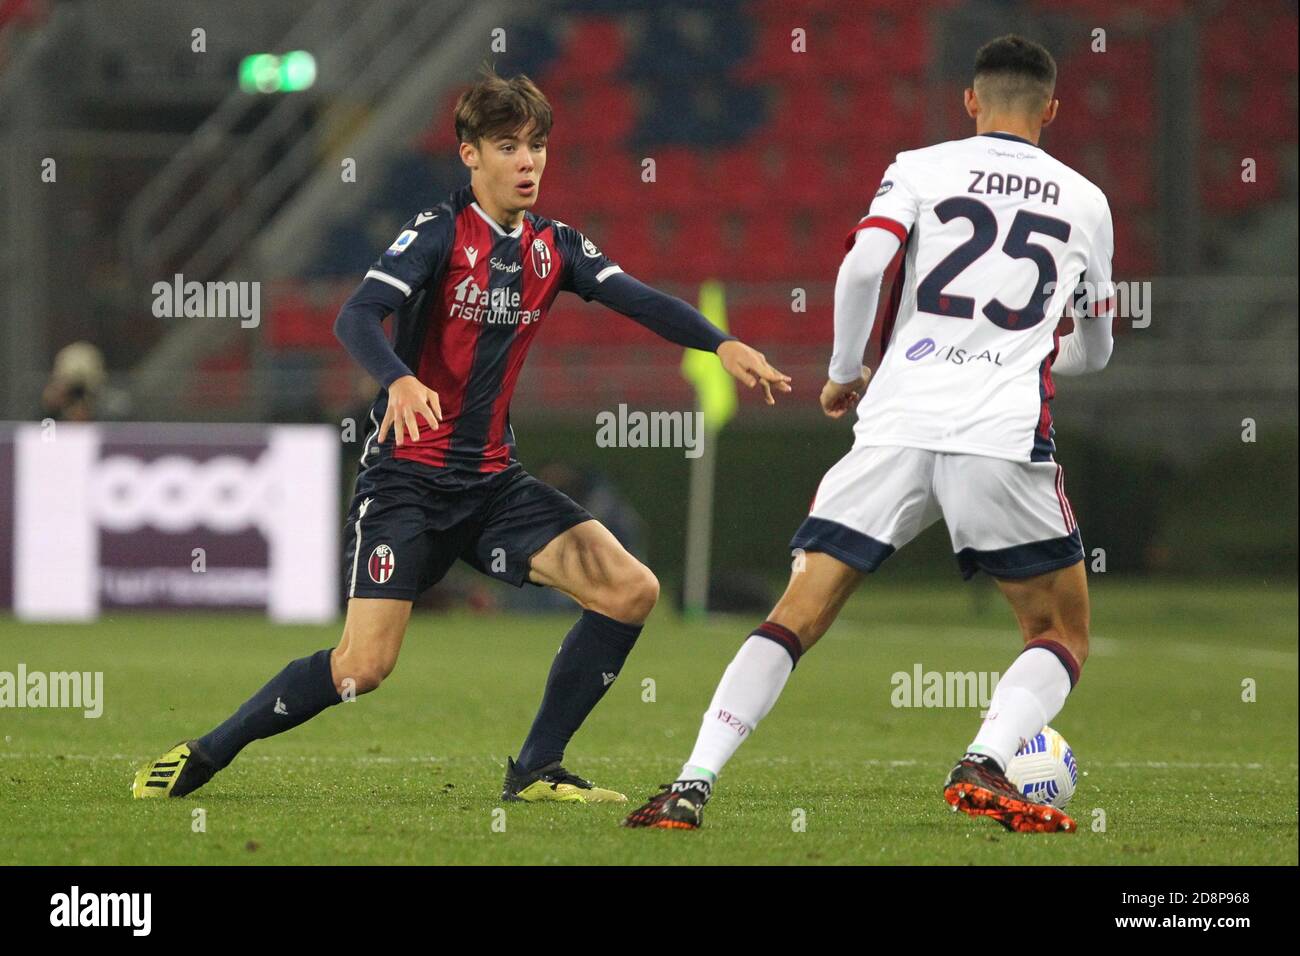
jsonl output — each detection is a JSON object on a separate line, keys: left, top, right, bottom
{"left": 280, "top": 51, "right": 317, "bottom": 92}
{"left": 239, "top": 51, "right": 317, "bottom": 93}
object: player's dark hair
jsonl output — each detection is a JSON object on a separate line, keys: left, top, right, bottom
{"left": 454, "top": 65, "right": 552, "bottom": 146}
{"left": 973, "top": 35, "right": 1057, "bottom": 113}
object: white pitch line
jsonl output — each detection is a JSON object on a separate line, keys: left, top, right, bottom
{"left": 829, "top": 623, "right": 1297, "bottom": 669}
{"left": 0, "top": 754, "right": 1294, "bottom": 771}
{"left": 860, "top": 759, "right": 1298, "bottom": 770}
{"left": 0, "top": 752, "right": 457, "bottom": 764}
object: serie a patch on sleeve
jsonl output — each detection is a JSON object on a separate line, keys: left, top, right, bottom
{"left": 386, "top": 229, "right": 418, "bottom": 256}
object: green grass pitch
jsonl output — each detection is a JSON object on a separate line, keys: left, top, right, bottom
{"left": 1, "top": 582, "right": 1295, "bottom": 865}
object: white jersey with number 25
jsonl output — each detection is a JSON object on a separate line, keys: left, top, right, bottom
{"left": 850, "top": 132, "right": 1113, "bottom": 462}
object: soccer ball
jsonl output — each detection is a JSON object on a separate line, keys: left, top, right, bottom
{"left": 1006, "top": 725, "right": 1078, "bottom": 809}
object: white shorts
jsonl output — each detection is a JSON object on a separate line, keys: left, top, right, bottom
{"left": 790, "top": 445, "right": 1083, "bottom": 580}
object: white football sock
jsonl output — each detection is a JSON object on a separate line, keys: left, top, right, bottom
{"left": 679, "top": 635, "right": 795, "bottom": 783}
{"left": 968, "top": 647, "right": 1073, "bottom": 770}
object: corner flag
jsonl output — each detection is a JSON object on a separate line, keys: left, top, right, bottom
{"left": 681, "top": 279, "right": 737, "bottom": 431}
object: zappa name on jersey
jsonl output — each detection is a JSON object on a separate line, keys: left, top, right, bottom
{"left": 449, "top": 275, "right": 543, "bottom": 325}
{"left": 967, "top": 170, "right": 1061, "bottom": 204}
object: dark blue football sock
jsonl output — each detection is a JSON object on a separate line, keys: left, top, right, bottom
{"left": 515, "top": 610, "right": 643, "bottom": 772}
{"left": 196, "top": 648, "right": 341, "bottom": 769}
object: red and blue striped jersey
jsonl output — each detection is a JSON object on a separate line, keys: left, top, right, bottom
{"left": 356, "top": 185, "right": 624, "bottom": 479}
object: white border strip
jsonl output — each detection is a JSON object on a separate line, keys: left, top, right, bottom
{"left": 348, "top": 497, "right": 373, "bottom": 598}
{"left": 364, "top": 269, "right": 412, "bottom": 297}
{"left": 470, "top": 202, "right": 523, "bottom": 238}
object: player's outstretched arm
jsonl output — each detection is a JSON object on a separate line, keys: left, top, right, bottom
{"left": 556, "top": 222, "right": 790, "bottom": 400}
{"left": 587, "top": 269, "right": 792, "bottom": 404}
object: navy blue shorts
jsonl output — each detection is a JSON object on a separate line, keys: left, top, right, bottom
{"left": 341, "top": 459, "right": 593, "bottom": 601}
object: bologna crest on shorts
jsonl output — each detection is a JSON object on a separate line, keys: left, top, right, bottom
{"left": 368, "top": 544, "right": 395, "bottom": 584}
{"left": 531, "top": 237, "right": 552, "bottom": 278}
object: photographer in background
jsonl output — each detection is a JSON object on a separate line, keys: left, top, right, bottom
{"left": 40, "top": 341, "right": 107, "bottom": 422}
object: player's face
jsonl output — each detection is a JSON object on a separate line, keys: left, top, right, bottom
{"left": 471, "top": 123, "right": 547, "bottom": 215}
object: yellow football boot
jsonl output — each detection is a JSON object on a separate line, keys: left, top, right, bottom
{"left": 131, "top": 740, "right": 217, "bottom": 798}
{"left": 501, "top": 757, "right": 627, "bottom": 803}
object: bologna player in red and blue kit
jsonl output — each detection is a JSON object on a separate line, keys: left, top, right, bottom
{"left": 133, "top": 69, "right": 790, "bottom": 803}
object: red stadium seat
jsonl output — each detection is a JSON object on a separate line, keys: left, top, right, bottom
{"left": 637, "top": 146, "right": 708, "bottom": 213}
{"left": 728, "top": 301, "right": 792, "bottom": 341}
{"left": 1027, "top": 0, "right": 1185, "bottom": 23}
{"left": 867, "top": 11, "right": 930, "bottom": 76}
{"left": 736, "top": 18, "right": 848, "bottom": 82}
{"left": 766, "top": 80, "right": 839, "bottom": 145}
{"left": 1111, "top": 215, "right": 1157, "bottom": 276}
{"left": 536, "top": 154, "right": 584, "bottom": 214}
{"left": 554, "top": 85, "right": 637, "bottom": 146}
{"left": 0, "top": 0, "right": 46, "bottom": 28}
{"left": 418, "top": 90, "right": 463, "bottom": 154}
{"left": 763, "top": 146, "right": 834, "bottom": 210}
{"left": 662, "top": 214, "right": 728, "bottom": 284}
{"left": 598, "top": 209, "right": 655, "bottom": 276}
{"left": 708, "top": 146, "right": 771, "bottom": 212}
{"left": 1202, "top": 3, "right": 1296, "bottom": 77}
{"left": 825, "top": 20, "right": 895, "bottom": 79}
{"left": 196, "top": 338, "right": 251, "bottom": 409}
{"left": 1200, "top": 141, "right": 1283, "bottom": 213}
{"left": 266, "top": 285, "right": 339, "bottom": 351}
{"left": 748, "top": 0, "right": 843, "bottom": 19}
{"left": 731, "top": 212, "right": 805, "bottom": 281}
{"left": 545, "top": 146, "right": 634, "bottom": 216}
{"left": 540, "top": 297, "right": 598, "bottom": 345}
{"left": 547, "top": 17, "right": 626, "bottom": 81}
{"left": 1062, "top": 142, "right": 1157, "bottom": 212}
{"left": 1201, "top": 74, "right": 1296, "bottom": 144}
{"left": 843, "top": 84, "right": 924, "bottom": 152}
{"left": 1055, "top": 42, "right": 1157, "bottom": 139}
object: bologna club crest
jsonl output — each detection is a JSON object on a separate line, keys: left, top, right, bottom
{"left": 368, "top": 544, "right": 395, "bottom": 584}
{"left": 531, "top": 237, "right": 552, "bottom": 278}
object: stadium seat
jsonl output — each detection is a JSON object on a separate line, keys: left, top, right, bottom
{"left": 1111, "top": 215, "right": 1157, "bottom": 276}
{"left": 1201, "top": 74, "right": 1296, "bottom": 144}
{"left": 1028, "top": 0, "right": 1185, "bottom": 22}
{"left": 633, "top": 145, "right": 707, "bottom": 212}
{"left": 662, "top": 214, "right": 728, "bottom": 284}
{"left": 559, "top": 86, "right": 637, "bottom": 146}
{"left": 547, "top": 16, "right": 626, "bottom": 80}
{"left": 1200, "top": 141, "right": 1283, "bottom": 213}
{"left": 1202, "top": 3, "right": 1296, "bottom": 77}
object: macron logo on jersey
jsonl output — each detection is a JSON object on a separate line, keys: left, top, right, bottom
{"left": 464, "top": 245, "right": 479, "bottom": 267}
{"left": 414, "top": 211, "right": 437, "bottom": 225}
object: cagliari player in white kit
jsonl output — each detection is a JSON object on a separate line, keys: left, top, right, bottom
{"left": 626, "top": 35, "right": 1115, "bottom": 834}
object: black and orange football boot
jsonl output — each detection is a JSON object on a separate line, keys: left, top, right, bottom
{"left": 621, "top": 780, "right": 711, "bottom": 830}
{"left": 944, "top": 756, "right": 1076, "bottom": 833}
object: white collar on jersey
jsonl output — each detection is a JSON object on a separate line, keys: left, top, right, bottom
{"left": 470, "top": 202, "right": 524, "bottom": 238}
